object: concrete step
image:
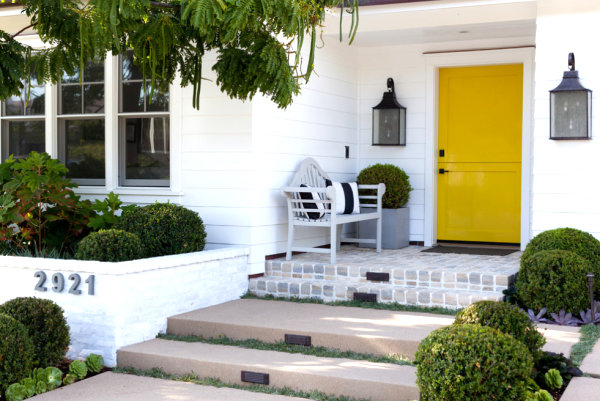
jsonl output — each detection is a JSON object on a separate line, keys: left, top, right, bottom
{"left": 29, "top": 372, "right": 308, "bottom": 401}
{"left": 168, "top": 298, "right": 455, "bottom": 359}
{"left": 560, "top": 377, "right": 600, "bottom": 401}
{"left": 117, "top": 339, "right": 419, "bottom": 401}
{"left": 249, "top": 276, "right": 504, "bottom": 310}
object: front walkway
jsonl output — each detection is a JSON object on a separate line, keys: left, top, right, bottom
{"left": 250, "top": 245, "right": 521, "bottom": 309}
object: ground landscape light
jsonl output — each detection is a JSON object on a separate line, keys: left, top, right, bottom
{"left": 549, "top": 53, "right": 592, "bottom": 139}
{"left": 372, "top": 78, "right": 407, "bottom": 146}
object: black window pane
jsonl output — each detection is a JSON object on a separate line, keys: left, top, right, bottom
{"left": 6, "top": 121, "right": 45, "bottom": 159}
{"left": 63, "top": 119, "right": 105, "bottom": 181}
{"left": 124, "top": 117, "right": 169, "bottom": 182}
{"left": 84, "top": 84, "right": 105, "bottom": 114}
{"left": 4, "top": 93, "right": 24, "bottom": 116}
{"left": 122, "top": 82, "right": 145, "bottom": 112}
{"left": 5, "top": 85, "right": 45, "bottom": 116}
{"left": 146, "top": 84, "right": 169, "bottom": 112}
{"left": 83, "top": 61, "right": 104, "bottom": 83}
{"left": 122, "top": 51, "right": 143, "bottom": 81}
{"left": 62, "top": 66, "right": 81, "bottom": 84}
{"left": 61, "top": 85, "right": 82, "bottom": 114}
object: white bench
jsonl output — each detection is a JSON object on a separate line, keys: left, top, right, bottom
{"left": 281, "top": 158, "right": 386, "bottom": 264}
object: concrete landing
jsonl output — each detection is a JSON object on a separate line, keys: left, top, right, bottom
{"left": 560, "top": 377, "right": 600, "bottom": 401}
{"left": 117, "top": 339, "right": 419, "bottom": 401}
{"left": 168, "top": 298, "right": 455, "bottom": 359}
{"left": 29, "top": 372, "right": 307, "bottom": 401}
{"left": 538, "top": 324, "right": 580, "bottom": 359}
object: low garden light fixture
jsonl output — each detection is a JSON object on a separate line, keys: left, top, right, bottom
{"left": 549, "top": 53, "right": 592, "bottom": 140}
{"left": 372, "top": 78, "right": 406, "bottom": 146}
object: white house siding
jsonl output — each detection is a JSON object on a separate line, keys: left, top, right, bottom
{"left": 247, "top": 38, "right": 360, "bottom": 274}
{"left": 531, "top": 0, "right": 600, "bottom": 238}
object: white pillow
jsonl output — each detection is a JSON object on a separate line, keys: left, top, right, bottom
{"left": 299, "top": 184, "right": 325, "bottom": 219}
{"left": 325, "top": 180, "right": 360, "bottom": 214}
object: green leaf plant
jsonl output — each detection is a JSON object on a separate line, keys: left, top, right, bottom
{"left": 0, "top": 0, "right": 360, "bottom": 110}
{"left": 0, "top": 152, "right": 93, "bottom": 254}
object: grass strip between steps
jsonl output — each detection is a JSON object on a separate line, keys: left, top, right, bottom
{"left": 570, "top": 324, "right": 600, "bottom": 366}
{"left": 242, "top": 292, "right": 458, "bottom": 316}
{"left": 113, "top": 366, "right": 371, "bottom": 401}
{"left": 157, "top": 333, "right": 414, "bottom": 366}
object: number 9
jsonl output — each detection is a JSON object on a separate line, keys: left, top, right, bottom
{"left": 52, "top": 273, "right": 65, "bottom": 293}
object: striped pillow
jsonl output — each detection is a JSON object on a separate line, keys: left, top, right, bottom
{"left": 300, "top": 184, "right": 325, "bottom": 219}
{"left": 325, "top": 180, "right": 360, "bottom": 214}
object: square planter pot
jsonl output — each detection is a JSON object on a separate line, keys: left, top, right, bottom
{"left": 359, "top": 207, "right": 409, "bottom": 249}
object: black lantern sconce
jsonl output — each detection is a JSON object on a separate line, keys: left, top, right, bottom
{"left": 549, "top": 53, "right": 592, "bottom": 140}
{"left": 372, "top": 78, "right": 406, "bottom": 146}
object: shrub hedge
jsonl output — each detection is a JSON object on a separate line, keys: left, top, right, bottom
{"left": 0, "top": 297, "right": 70, "bottom": 368}
{"left": 415, "top": 324, "right": 533, "bottom": 401}
{"left": 516, "top": 250, "right": 593, "bottom": 314}
{"left": 0, "top": 314, "right": 35, "bottom": 395}
{"left": 116, "top": 203, "right": 207, "bottom": 257}
{"left": 76, "top": 229, "right": 142, "bottom": 262}
{"left": 454, "top": 300, "right": 545, "bottom": 359}
{"left": 357, "top": 163, "right": 412, "bottom": 209}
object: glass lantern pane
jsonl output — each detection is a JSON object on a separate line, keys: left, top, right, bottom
{"left": 551, "top": 91, "right": 589, "bottom": 138}
{"left": 373, "top": 109, "right": 400, "bottom": 145}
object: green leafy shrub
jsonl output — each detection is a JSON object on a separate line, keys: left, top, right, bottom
{"left": 62, "top": 374, "right": 76, "bottom": 386}
{"left": 88, "top": 192, "right": 135, "bottom": 231}
{"left": 116, "top": 203, "right": 207, "bottom": 257}
{"left": 544, "top": 368, "right": 563, "bottom": 390}
{"left": 68, "top": 360, "right": 87, "bottom": 380}
{"left": 454, "top": 300, "right": 545, "bottom": 358}
{"left": 5, "top": 383, "right": 27, "bottom": 401}
{"left": 357, "top": 163, "right": 412, "bottom": 208}
{"left": 529, "top": 390, "right": 553, "bottom": 401}
{"left": 0, "top": 314, "right": 35, "bottom": 395}
{"left": 0, "top": 152, "right": 94, "bottom": 254}
{"left": 516, "top": 250, "right": 593, "bottom": 314}
{"left": 522, "top": 228, "right": 600, "bottom": 296}
{"left": 0, "top": 297, "right": 70, "bottom": 367}
{"left": 75, "top": 229, "right": 142, "bottom": 262}
{"left": 415, "top": 324, "right": 533, "bottom": 401}
{"left": 85, "top": 353, "right": 104, "bottom": 373}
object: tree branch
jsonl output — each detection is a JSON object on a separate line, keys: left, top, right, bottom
{"left": 10, "top": 23, "right": 36, "bottom": 40}
{"left": 149, "top": 1, "right": 180, "bottom": 9}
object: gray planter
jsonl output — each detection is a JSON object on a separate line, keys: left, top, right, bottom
{"left": 359, "top": 207, "right": 409, "bottom": 249}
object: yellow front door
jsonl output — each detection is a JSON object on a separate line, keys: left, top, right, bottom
{"left": 437, "top": 64, "right": 523, "bottom": 243}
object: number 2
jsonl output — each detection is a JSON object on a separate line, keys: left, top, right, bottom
{"left": 34, "top": 271, "right": 47, "bottom": 292}
{"left": 68, "top": 274, "right": 82, "bottom": 295}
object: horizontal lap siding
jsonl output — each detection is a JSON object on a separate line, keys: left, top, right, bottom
{"left": 531, "top": 5, "right": 600, "bottom": 240}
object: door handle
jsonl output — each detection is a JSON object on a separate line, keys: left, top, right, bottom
{"left": 439, "top": 169, "right": 449, "bottom": 174}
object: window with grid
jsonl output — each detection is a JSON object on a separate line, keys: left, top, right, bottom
{"left": 119, "top": 51, "right": 170, "bottom": 187}
{"left": 58, "top": 61, "right": 105, "bottom": 185}
{"left": 0, "top": 70, "right": 45, "bottom": 160}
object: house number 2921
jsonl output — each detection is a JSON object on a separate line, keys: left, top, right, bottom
{"left": 34, "top": 271, "right": 95, "bottom": 295}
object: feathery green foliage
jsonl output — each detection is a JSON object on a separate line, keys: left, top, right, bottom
{"left": 1, "top": 0, "right": 360, "bottom": 109}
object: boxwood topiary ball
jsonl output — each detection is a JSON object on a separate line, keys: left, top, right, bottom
{"left": 0, "top": 297, "right": 70, "bottom": 368}
{"left": 357, "top": 163, "right": 412, "bottom": 209}
{"left": 415, "top": 324, "right": 533, "bottom": 401}
{"left": 0, "top": 313, "right": 35, "bottom": 394}
{"left": 76, "top": 229, "right": 143, "bottom": 262}
{"left": 116, "top": 203, "right": 207, "bottom": 257}
{"left": 516, "top": 249, "right": 593, "bottom": 314}
{"left": 454, "top": 300, "right": 545, "bottom": 359}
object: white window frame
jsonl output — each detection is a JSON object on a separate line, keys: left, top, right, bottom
{"left": 0, "top": 48, "right": 183, "bottom": 198}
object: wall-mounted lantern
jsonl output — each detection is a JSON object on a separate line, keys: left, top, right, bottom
{"left": 550, "top": 53, "right": 592, "bottom": 140}
{"left": 372, "top": 78, "right": 406, "bottom": 146}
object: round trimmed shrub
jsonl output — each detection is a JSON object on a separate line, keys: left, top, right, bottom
{"left": 76, "top": 229, "right": 143, "bottom": 262}
{"left": 116, "top": 203, "right": 207, "bottom": 257}
{"left": 0, "top": 313, "right": 35, "bottom": 394}
{"left": 522, "top": 227, "right": 600, "bottom": 276}
{"left": 516, "top": 250, "right": 593, "bottom": 314}
{"left": 0, "top": 297, "right": 70, "bottom": 367}
{"left": 415, "top": 324, "right": 533, "bottom": 401}
{"left": 454, "top": 300, "right": 545, "bottom": 358}
{"left": 357, "top": 163, "right": 412, "bottom": 208}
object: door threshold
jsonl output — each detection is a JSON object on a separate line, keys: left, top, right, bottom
{"left": 436, "top": 240, "right": 520, "bottom": 250}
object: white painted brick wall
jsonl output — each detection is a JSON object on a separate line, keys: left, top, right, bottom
{"left": 0, "top": 247, "right": 249, "bottom": 367}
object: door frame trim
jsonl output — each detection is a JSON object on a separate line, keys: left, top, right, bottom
{"left": 424, "top": 47, "right": 535, "bottom": 250}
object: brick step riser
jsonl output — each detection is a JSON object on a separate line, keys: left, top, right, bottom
{"left": 249, "top": 279, "right": 504, "bottom": 310}
{"left": 266, "top": 262, "right": 514, "bottom": 294}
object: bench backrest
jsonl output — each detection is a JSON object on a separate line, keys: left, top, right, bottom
{"left": 288, "top": 158, "right": 330, "bottom": 188}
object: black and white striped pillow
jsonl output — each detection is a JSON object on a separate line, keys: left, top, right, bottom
{"left": 325, "top": 180, "right": 360, "bottom": 214}
{"left": 300, "top": 184, "right": 325, "bottom": 219}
